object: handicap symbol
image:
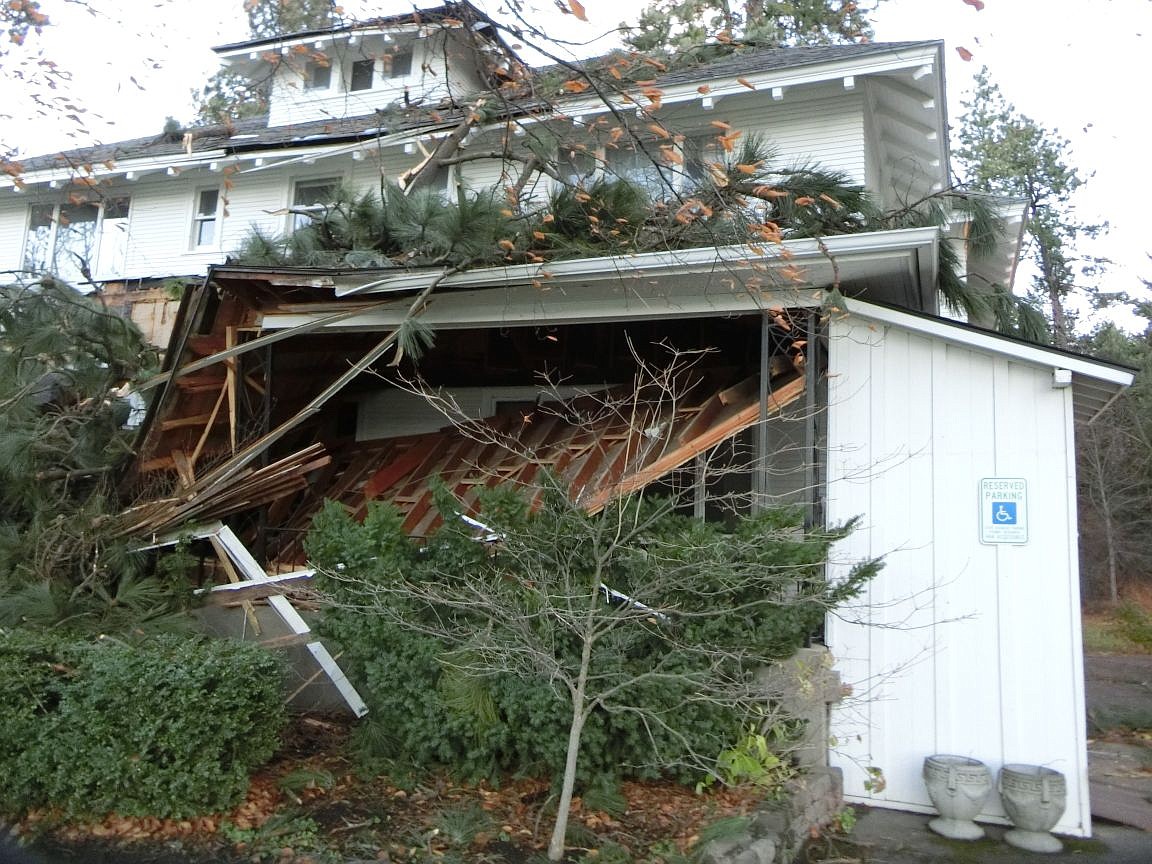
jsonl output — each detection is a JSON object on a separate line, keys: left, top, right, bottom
{"left": 992, "top": 502, "right": 1017, "bottom": 524}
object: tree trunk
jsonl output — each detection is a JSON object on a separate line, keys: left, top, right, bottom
{"left": 548, "top": 701, "right": 588, "bottom": 861}
{"left": 548, "top": 582, "right": 600, "bottom": 862}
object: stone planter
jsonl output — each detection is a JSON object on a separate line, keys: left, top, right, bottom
{"left": 999, "top": 765, "right": 1066, "bottom": 853}
{"left": 922, "top": 755, "right": 993, "bottom": 840}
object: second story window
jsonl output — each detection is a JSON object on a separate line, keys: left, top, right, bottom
{"left": 192, "top": 188, "right": 221, "bottom": 248}
{"left": 292, "top": 177, "right": 340, "bottom": 231}
{"left": 304, "top": 59, "right": 332, "bottom": 91}
{"left": 350, "top": 59, "right": 375, "bottom": 91}
{"left": 385, "top": 49, "right": 412, "bottom": 78}
{"left": 24, "top": 201, "right": 100, "bottom": 285}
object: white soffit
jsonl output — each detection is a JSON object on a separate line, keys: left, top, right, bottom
{"left": 841, "top": 298, "right": 1134, "bottom": 423}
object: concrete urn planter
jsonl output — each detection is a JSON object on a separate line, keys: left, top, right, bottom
{"left": 922, "top": 755, "right": 993, "bottom": 840}
{"left": 999, "top": 765, "right": 1066, "bottom": 853}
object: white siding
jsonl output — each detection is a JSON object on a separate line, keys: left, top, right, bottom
{"left": 825, "top": 314, "right": 1089, "bottom": 837}
{"left": 267, "top": 32, "right": 486, "bottom": 127}
{"left": 708, "top": 90, "right": 867, "bottom": 185}
{"left": 0, "top": 200, "right": 28, "bottom": 274}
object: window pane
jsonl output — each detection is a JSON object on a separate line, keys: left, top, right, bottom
{"left": 306, "top": 61, "right": 331, "bottom": 90}
{"left": 350, "top": 59, "right": 374, "bottom": 91}
{"left": 293, "top": 178, "right": 339, "bottom": 207}
{"left": 196, "top": 219, "right": 216, "bottom": 247}
{"left": 197, "top": 189, "right": 219, "bottom": 217}
{"left": 292, "top": 178, "right": 340, "bottom": 230}
{"left": 54, "top": 203, "right": 99, "bottom": 284}
{"left": 558, "top": 148, "right": 596, "bottom": 187}
{"left": 387, "top": 50, "right": 412, "bottom": 78}
{"left": 24, "top": 204, "right": 54, "bottom": 273}
{"left": 607, "top": 149, "right": 667, "bottom": 198}
{"left": 104, "top": 196, "right": 131, "bottom": 220}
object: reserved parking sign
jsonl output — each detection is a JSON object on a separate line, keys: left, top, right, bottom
{"left": 979, "top": 478, "right": 1028, "bottom": 545}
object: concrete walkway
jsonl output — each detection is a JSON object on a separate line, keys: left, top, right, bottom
{"left": 1085, "top": 654, "right": 1152, "bottom": 832}
{"left": 805, "top": 655, "right": 1152, "bottom": 862}
{"left": 839, "top": 806, "right": 1152, "bottom": 863}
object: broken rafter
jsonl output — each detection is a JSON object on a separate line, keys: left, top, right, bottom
{"left": 136, "top": 300, "right": 396, "bottom": 393}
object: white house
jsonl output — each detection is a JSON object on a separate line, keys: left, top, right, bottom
{"left": 2, "top": 1, "right": 1133, "bottom": 839}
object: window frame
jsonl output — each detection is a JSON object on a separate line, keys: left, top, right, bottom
{"left": 349, "top": 58, "right": 375, "bottom": 92}
{"left": 191, "top": 187, "right": 223, "bottom": 250}
{"left": 303, "top": 59, "right": 333, "bottom": 91}
{"left": 22, "top": 197, "right": 128, "bottom": 285}
{"left": 290, "top": 176, "right": 343, "bottom": 232}
{"left": 384, "top": 47, "right": 413, "bottom": 79}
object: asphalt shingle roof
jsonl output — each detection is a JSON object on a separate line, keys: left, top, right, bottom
{"left": 15, "top": 40, "right": 939, "bottom": 175}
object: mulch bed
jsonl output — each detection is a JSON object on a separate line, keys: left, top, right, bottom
{"left": 13, "top": 715, "right": 768, "bottom": 863}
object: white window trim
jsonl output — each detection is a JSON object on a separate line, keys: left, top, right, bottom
{"left": 289, "top": 175, "right": 345, "bottom": 232}
{"left": 303, "top": 58, "right": 334, "bottom": 92}
{"left": 22, "top": 197, "right": 130, "bottom": 284}
{"left": 347, "top": 57, "right": 376, "bottom": 92}
{"left": 190, "top": 187, "right": 224, "bottom": 251}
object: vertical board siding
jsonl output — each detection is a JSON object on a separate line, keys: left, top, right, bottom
{"left": 825, "top": 315, "right": 1089, "bottom": 837}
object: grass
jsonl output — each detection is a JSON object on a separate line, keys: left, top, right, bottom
{"left": 1082, "top": 613, "right": 1149, "bottom": 654}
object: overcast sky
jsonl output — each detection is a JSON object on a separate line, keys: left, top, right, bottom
{"left": 6, "top": 0, "right": 1149, "bottom": 324}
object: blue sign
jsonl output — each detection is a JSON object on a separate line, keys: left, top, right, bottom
{"left": 991, "top": 501, "right": 1017, "bottom": 525}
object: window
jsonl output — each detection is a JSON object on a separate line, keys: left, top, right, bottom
{"left": 606, "top": 146, "right": 680, "bottom": 199}
{"left": 385, "top": 49, "right": 412, "bottom": 78}
{"left": 192, "top": 188, "right": 220, "bottom": 248}
{"left": 96, "top": 196, "right": 131, "bottom": 279}
{"left": 304, "top": 60, "right": 332, "bottom": 90}
{"left": 558, "top": 147, "right": 597, "bottom": 188}
{"left": 23, "top": 200, "right": 111, "bottom": 285}
{"left": 350, "top": 59, "right": 375, "bottom": 91}
{"left": 291, "top": 177, "right": 340, "bottom": 230}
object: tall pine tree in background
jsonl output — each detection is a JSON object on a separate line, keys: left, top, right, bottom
{"left": 955, "top": 67, "right": 1110, "bottom": 347}
{"left": 195, "top": 0, "right": 336, "bottom": 124}
{"left": 625, "top": 0, "right": 886, "bottom": 59}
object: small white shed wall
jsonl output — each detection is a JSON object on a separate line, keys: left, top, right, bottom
{"left": 823, "top": 313, "right": 1089, "bottom": 836}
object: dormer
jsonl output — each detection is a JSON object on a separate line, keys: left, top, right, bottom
{"left": 212, "top": 2, "right": 514, "bottom": 127}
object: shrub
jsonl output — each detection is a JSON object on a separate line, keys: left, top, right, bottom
{"left": 0, "top": 630, "right": 285, "bottom": 819}
{"left": 309, "top": 490, "right": 876, "bottom": 791}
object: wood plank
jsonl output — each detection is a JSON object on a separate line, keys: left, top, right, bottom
{"left": 160, "top": 412, "right": 222, "bottom": 431}
{"left": 171, "top": 449, "right": 196, "bottom": 489}
{"left": 190, "top": 382, "right": 229, "bottom": 471}
{"left": 585, "top": 375, "right": 805, "bottom": 513}
{"left": 226, "top": 326, "right": 238, "bottom": 454}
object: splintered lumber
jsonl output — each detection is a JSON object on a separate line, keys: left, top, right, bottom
{"left": 136, "top": 300, "right": 396, "bottom": 393}
{"left": 326, "top": 372, "right": 806, "bottom": 540}
{"left": 116, "top": 444, "right": 330, "bottom": 537}
{"left": 584, "top": 374, "right": 805, "bottom": 512}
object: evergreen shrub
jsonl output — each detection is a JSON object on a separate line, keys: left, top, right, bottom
{"left": 0, "top": 631, "right": 285, "bottom": 819}
{"left": 307, "top": 489, "right": 876, "bottom": 789}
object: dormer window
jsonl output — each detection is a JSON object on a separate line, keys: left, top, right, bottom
{"left": 350, "top": 59, "right": 374, "bottom": 91}
{"left": 304, "top": 60, "right": 332, "bottom": 90}
{"left": 385, "top": 49, "right": 413, "bottom": 78}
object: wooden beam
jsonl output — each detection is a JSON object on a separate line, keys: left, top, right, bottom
{"left": 226, "top": 326, "right": 238, "bottom": 454}
{"left": 171, "top": 450, "right": 195, "bottom": 489}
{"left": 136, "top": 301, "right": 396, "bottom": 393}
{"left": 160, "top": 413, "right": 221, "bottom": 431}
{"left": 190, "top": 382, "right": 229, "bottom": 471}
{"left": 180, "top": 275, "right": 450, "bottom": 506}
